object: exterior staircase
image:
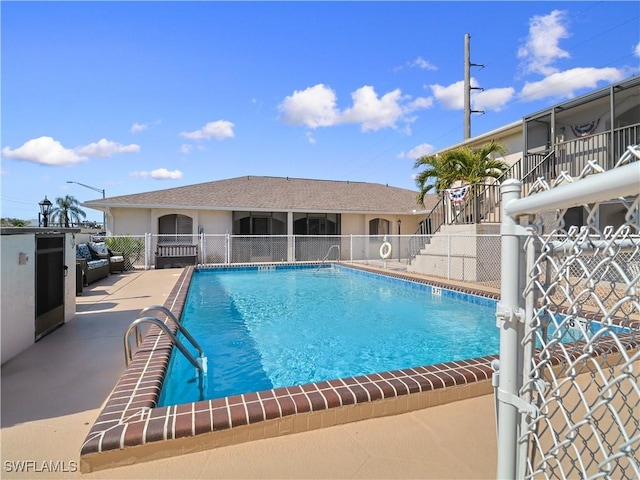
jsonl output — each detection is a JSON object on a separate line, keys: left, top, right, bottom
{"left": 408, "top": 122, "right": 640, "bottom": 277}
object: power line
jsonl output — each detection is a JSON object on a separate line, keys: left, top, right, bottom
{"left": 1, "top": 196, "right": 36, "bottom": 206}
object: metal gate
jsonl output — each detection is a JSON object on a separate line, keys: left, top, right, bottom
{"left": 495, "top": 146, "right": 639, "bottom": 478}
{"left": 35, "top": 234, "right": 66, "bottom": 340}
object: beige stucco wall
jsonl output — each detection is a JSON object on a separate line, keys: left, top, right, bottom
{"left": 341, "top": 214, "right": 366, "bottom": 235}
{"left": 113, "top": 208, "right": 231, "bottom": 236}
{"left": 1, "top": 234, "right": 36, "bottom": 364}
{"left": 498, "top": 131, "right": 524, "bottom": 167}
{"left": 110, "top": 209, "right": 425, "bottom": 237}
{"left": 196, "top": 210, "right": 232, "bottom": 234}
{"left": 110, "top": 207, "right": 152, "bottom": 235}
{"left": 1, "top": 232, "right": 77, "bottom": 365}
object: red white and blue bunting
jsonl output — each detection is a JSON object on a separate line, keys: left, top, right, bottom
{"left": 445, "top": 185, "right": 470, "bottom": 204}
{"left": 570, "top": 117, "right": 600, "bottom": 138}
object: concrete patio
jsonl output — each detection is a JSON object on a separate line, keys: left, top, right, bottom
{"left": 1, "top": 268, "right": 498, "bottom": 479}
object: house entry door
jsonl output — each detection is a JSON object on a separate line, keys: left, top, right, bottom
{"left": 35, "top": 235, "right": 65, "bottom": 340}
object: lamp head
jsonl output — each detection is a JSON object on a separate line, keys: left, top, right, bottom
{"left": 39, "top": 196, "right": 52, "bottom": 216}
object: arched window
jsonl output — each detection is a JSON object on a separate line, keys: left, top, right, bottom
{"left": 369, "top": 218, "right": 390, "bottom": 236}
{"left": 158, "top": 214, "right": 193, "bottom": 243}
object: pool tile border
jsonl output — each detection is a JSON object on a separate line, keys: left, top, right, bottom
{"left": 79, "top": 264, "right": 636, "bottom": 472}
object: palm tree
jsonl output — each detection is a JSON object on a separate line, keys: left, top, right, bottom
{"left": 452, "top": 141, "right": 509, "bottom": 185}
{"left": 414, "top": 140, "right": 509, "bottom": 206}
{"left": 50, "top": 195, "right": 86, "bottom": 227}
{"left": 413, "top": 154, "right": 459, "bottom": 206}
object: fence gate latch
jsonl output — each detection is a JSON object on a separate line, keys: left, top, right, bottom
{"left": 496, "top": 388, "right": 538, "bottom": 417}
{"left": 495, "top": 303, "right": 525, "bottom": 328}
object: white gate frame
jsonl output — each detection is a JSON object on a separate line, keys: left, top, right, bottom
{"left": 495, "top": 156, "right": 640, "bottom": 479}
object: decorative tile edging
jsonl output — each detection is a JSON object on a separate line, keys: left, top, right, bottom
{"left": 79, "top": 265, "right": 503, "bottom": 472}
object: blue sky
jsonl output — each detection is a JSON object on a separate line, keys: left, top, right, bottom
{"left": 2, "top": 1, "right": 639, "bottom": 223}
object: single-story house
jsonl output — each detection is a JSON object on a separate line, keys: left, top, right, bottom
{"left": 83, "top": 176, "right": 437, "bottom": 240}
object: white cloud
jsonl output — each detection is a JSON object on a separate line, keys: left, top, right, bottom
{"left": 429, "top": 80, "right": 465, "bottom": 110}
{"left": 305, "top": 131, "right": 316, "bottom": 144}
{"left": 180, "top": 144, "right": 192, "bottom": 154}
{"left": 278, "top": 84, "right": 340, "bottom": 128}
{"left": 473, "top": 87, "right": 515, "bottom": 112}
{"left": 341, "top": 86, "right": 405, "bottom": 131}
{"left": 405, "top": 96, "right": 434, "bottom": 112}
{"left": 75, "top": 138, "right": 140, "bottom": 158}
{"left": 519, "top": 67, "right": 625, "bottom": 102}
{"left": 635, "top": 42, "right": 640, "bottom": 58}
{"left": 2, "top": 136, "right": 140, "bottom": 165}
{"left": 429, "top": 79, "right": 514, "bottom": 112}
{"left": 399, "top": 143, "right": 436, "bottom": 160}
{"left": 180, "top": 120, "right": 235, "bottom": 140}
{"left": 130, "top": 168, "right": 183, "bottom": 180}
{"left": 411, "top": 57, "right": 438, "bottom": 71}
{"left": 1, "top": 136, "right": 86, "bottom": 166}
{"left": 279, "top": 84, "right": 432, "bottom": 132}
{"left": 130, "top": 122, "right": 148, "bottom": 133}
{"left": 518, "top": 10, "right": 570, "bottom": 75}
{"left": 394, "top": 56, "right": 438, "bottom": 72}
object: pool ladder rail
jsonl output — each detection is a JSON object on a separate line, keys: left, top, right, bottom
{"left": 124, "top": 305, "right": 208, "bottom": 376}
{"left": 317, "top": 244, "right": 340, "bottom": 272}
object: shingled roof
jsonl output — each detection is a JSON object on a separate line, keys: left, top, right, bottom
{"left": 83, "top": 176, "right": 436, "bottom": 213}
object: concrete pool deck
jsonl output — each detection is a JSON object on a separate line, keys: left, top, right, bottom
{"left": 1, "top": 266, "right": 498, "bottom": 479}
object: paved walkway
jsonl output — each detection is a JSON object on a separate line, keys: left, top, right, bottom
{"left": 1, "top": 268, "right": 498, "bottom": 479}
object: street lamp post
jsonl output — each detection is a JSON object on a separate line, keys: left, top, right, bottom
{"left": 66, "top": 181, "right": 106, "bottom": 230}
{"left": 397, "top": 219, "right": 401, "bottom": 262}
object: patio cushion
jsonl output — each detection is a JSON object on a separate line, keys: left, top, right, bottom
{"left": 110, "top": 255, "right": 125, "bottom": 263}
{"left": 89, "top": 242, "right": 109, "bottom": 256}
{"left": 76, "top": 243, "right": 93, "bottom": 261}
{"left": 86, "top": 258, "right": 109, "bottom": 270}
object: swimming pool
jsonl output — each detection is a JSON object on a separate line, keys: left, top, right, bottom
{"left": 159, "top": 265, "right": 498, "bottom": 406}
{"left": 81, "top": 265, "right": 506, "bottom": 472}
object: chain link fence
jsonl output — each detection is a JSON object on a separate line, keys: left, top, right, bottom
{"left": 407, "top": 233, "right": 502, "bottom": 287}
{"left": 495, "top": 146, "right": 640, "bottom": 479}
{"left": 80, "top": 231, "right": 503, "bottom": 286}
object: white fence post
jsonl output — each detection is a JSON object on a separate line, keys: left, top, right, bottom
{"left": 292, "top": 234, "right": 296, "bottom": 263}
{"left": 199, "top": 232, "right": 205, "bottom": 264}
{"left": 144, "top": 233, "right": 151, "bottom": 270}
{"left": 495, "top": 179, "right": 525, "bottom": 479}
{"left": 447, "top": 234, "right": 451, "bottom": 280}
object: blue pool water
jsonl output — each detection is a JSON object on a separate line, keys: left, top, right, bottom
{"left": 158, "top": 266, "right": 499, "bottom": 406}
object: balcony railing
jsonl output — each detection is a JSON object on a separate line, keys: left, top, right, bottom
{"left": 416, "top": 123, "right": 640, "bottom": 238}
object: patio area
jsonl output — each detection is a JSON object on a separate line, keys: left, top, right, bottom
{"left": 1, "top": 268, "right": 497, "bottom": 479}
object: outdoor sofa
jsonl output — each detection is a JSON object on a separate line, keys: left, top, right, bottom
{"left": 76, "top": 243, "right": 109, "bottom": 285}
{"left": 75, "top": 242, "right": 125, "bottom": 285}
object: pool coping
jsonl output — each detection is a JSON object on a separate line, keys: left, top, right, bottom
{"left": 78, "top": 263, "right": 636, "bottom": 472}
